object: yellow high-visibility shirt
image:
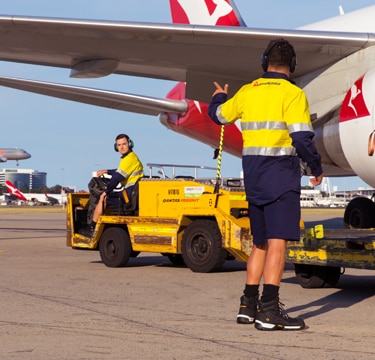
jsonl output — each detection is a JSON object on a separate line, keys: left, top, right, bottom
{"left": 117, "top": 151, "right": 144, "bottom": 189}
{"left": 216, "top": 77, "right": 313, "bottom": 156}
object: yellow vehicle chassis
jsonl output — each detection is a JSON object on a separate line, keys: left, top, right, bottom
{"left": 286, "top": 225, "right": 375, "bottom": 288}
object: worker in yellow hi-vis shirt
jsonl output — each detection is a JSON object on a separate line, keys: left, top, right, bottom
{"left": 209, "top": 39, "right": 323, "bottom": 331}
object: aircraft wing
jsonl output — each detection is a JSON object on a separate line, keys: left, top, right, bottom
{"left": 0, "top": 156, "right": 7, "bottom": 162}
{"left": 0, "top": 76, "right": 188, "bottom": 115}
{"left": 0, "top": 16, "right": 374, "bottom": 101}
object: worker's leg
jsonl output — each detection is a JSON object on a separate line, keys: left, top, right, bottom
{"left": 245, "top": 243, "right": 267, "bottom": 284}
{"left": 237, "top": 203, "right": 267, "bottom": 324}
{"left": 245, "top": 202, "right": 268, "bottom": 285}
{"left": 261, "top": 191, "right": 300, "bottom": 287}
{"left": 93, "top": 192, "right": 107, "bottom": 223}
{"left": 257, "top": 238, "right": 286, "bottom": 308}
{"left": 262, "top": 238, "right": 287, "bottom": 286}
{"left": 255, "top": 192, "right": 305, "bottom": 331}
{"left": 80, "top": 192, "right": 107, "bottom": 238}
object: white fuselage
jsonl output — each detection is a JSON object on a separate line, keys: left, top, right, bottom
{"left": 294, "top": 7, "right": 375, "bottom": 186}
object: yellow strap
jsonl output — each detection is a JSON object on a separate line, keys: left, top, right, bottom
{"left": 122, "top": 189, "right": 129, "bottom": 203}
{"left": 214, "top": 125, "right": 225, "bottom": 194}
{"left": 216, "top": 125, "right": 225, "bottom": 179}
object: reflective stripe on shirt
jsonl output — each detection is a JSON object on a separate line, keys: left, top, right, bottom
{"left": 243, "top": 146, "right": 296, "bottom": 156}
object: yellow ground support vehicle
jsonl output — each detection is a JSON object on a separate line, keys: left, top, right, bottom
{"left": 66, "top": 164, "right": 252, "bottom": 273}
{"left": 286, "top": 224, "right": 375, "bottom": 288}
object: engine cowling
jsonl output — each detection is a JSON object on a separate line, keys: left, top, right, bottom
{"left": 313, "top": 69, "right": 375, "bottom": 187}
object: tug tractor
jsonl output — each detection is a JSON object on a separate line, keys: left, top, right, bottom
{"left": 66, "top": 164, "right": 252, "bottom": 273}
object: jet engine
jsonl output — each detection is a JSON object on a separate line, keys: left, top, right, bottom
{"left": 313, "top": 69, "right": 375, "bottom": 228}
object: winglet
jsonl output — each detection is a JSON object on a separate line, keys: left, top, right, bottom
{"left": 170, "top": 0, "right": 246, "bottom": 26}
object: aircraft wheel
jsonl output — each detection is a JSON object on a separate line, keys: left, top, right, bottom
{"left": 344, "top": 197, "right": 375, "bottom": 229}
{"left": 182, "top": 219, "right": 227, "bottom": 273}
{"left": 99, "top": 227, "right": 131, "bottom": 267}
{"left": 294, "top": 264, "right": 341, "bottom": 288}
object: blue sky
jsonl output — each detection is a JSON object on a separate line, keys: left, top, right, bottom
{"left": 1, "top": 0, "right": 375, "bottom": 191}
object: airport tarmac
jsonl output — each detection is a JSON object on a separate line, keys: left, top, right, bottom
{"left": 0, "top": 207, "right": 374, "bottom": 360}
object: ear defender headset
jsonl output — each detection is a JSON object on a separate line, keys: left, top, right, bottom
{"left": 261, "top": 39, "right": 297, "bottom": 73}
{"left": 114, "top": 134, "right": 134, "bottom": 152}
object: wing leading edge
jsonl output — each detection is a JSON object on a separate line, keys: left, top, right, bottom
{"left": 0, "top": 15, "right": 374, "bottom": 101}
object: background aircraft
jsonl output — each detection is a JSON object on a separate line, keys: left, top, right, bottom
{"left": 0, "top": 1, "right": 375, "bottom": 225}
{"left": 0, "top": 148, "right": 31, "bottom": 165}
{"left": 5, "top": 180, "right": 63, "bottom": 205}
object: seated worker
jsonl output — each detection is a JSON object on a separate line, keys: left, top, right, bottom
{"left": 82, "top": 133, "right": 143, "bottom": 237}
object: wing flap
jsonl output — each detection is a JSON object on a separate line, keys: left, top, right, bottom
{"left": 0, "top": 76, "right": 188, "bottom": 115}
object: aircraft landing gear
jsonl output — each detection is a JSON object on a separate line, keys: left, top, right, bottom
{"left": 344, "top": 197, "right": 375, "bottom": 229}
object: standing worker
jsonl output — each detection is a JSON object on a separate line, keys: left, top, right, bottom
{"left": 208, "top": 39, "right": 323, "bottom": 331}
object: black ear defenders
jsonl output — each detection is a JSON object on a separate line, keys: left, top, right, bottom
{"left": 261, "top": 39, "right": 296, "bottom": 73}
{"left": 114, "top": 134, "right": 134, "bottom": 152}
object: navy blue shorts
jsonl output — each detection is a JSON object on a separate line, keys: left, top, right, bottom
{"left": 106, "top": 186, "right": 134, "bottom": 207}
{"left": 249, "top": 191, "right": 301, "bottom": 246}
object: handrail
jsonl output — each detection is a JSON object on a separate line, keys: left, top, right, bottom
{"left": 146, "top": 163, "right": 217, "bottom": 179}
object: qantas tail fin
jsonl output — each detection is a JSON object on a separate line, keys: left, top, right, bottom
{"left": 5, "top": 180, "right": 27, "bottom": 201}
{"left": 170, "top": 0, "right": 246, "bottom": 26}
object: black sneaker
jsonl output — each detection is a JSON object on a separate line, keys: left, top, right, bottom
{"left": 255, "top": 298, "right": 305, "bottom": 331}
{"left": 236, "top": 295, "right": 258, "bottom": 324}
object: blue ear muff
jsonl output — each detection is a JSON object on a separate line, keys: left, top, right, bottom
{"left": 261, "top": 53, "right": 269, "bottom": 73}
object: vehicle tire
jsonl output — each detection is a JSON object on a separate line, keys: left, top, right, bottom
{"left": 182, "top": 219, "right": 227, "bottom": 273}
{"left": 99, "top": 227, "right": 132, "bottom": 267}
{"left": 324, "top": 266, "right": 341, "bottom": 288}
{"left": 344, "top": 197, "right": 375, "bottom": 229}
{"left": 294, "top": 264, "right": 341, "bottom": 288}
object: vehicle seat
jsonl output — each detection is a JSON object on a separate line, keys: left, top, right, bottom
{"left": 106, "top": 180, "right": 140, "bottom": 216}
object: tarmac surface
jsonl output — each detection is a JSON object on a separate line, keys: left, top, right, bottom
{"left": 0, "top": 207, "right": 374, "bottom": 360}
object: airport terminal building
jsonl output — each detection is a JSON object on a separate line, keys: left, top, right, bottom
{"left": 0, "top": 168, "right": 47, "bottom": 190}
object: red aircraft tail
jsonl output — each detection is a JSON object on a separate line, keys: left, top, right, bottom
{"left": 169, "top": 0, "right": 246, "bottom": 26}
{"left": 164, "top": 0, "right": 245, "bottom": 160}
{"left": 5, "top": 180, "right": 27, "bottom": 201}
